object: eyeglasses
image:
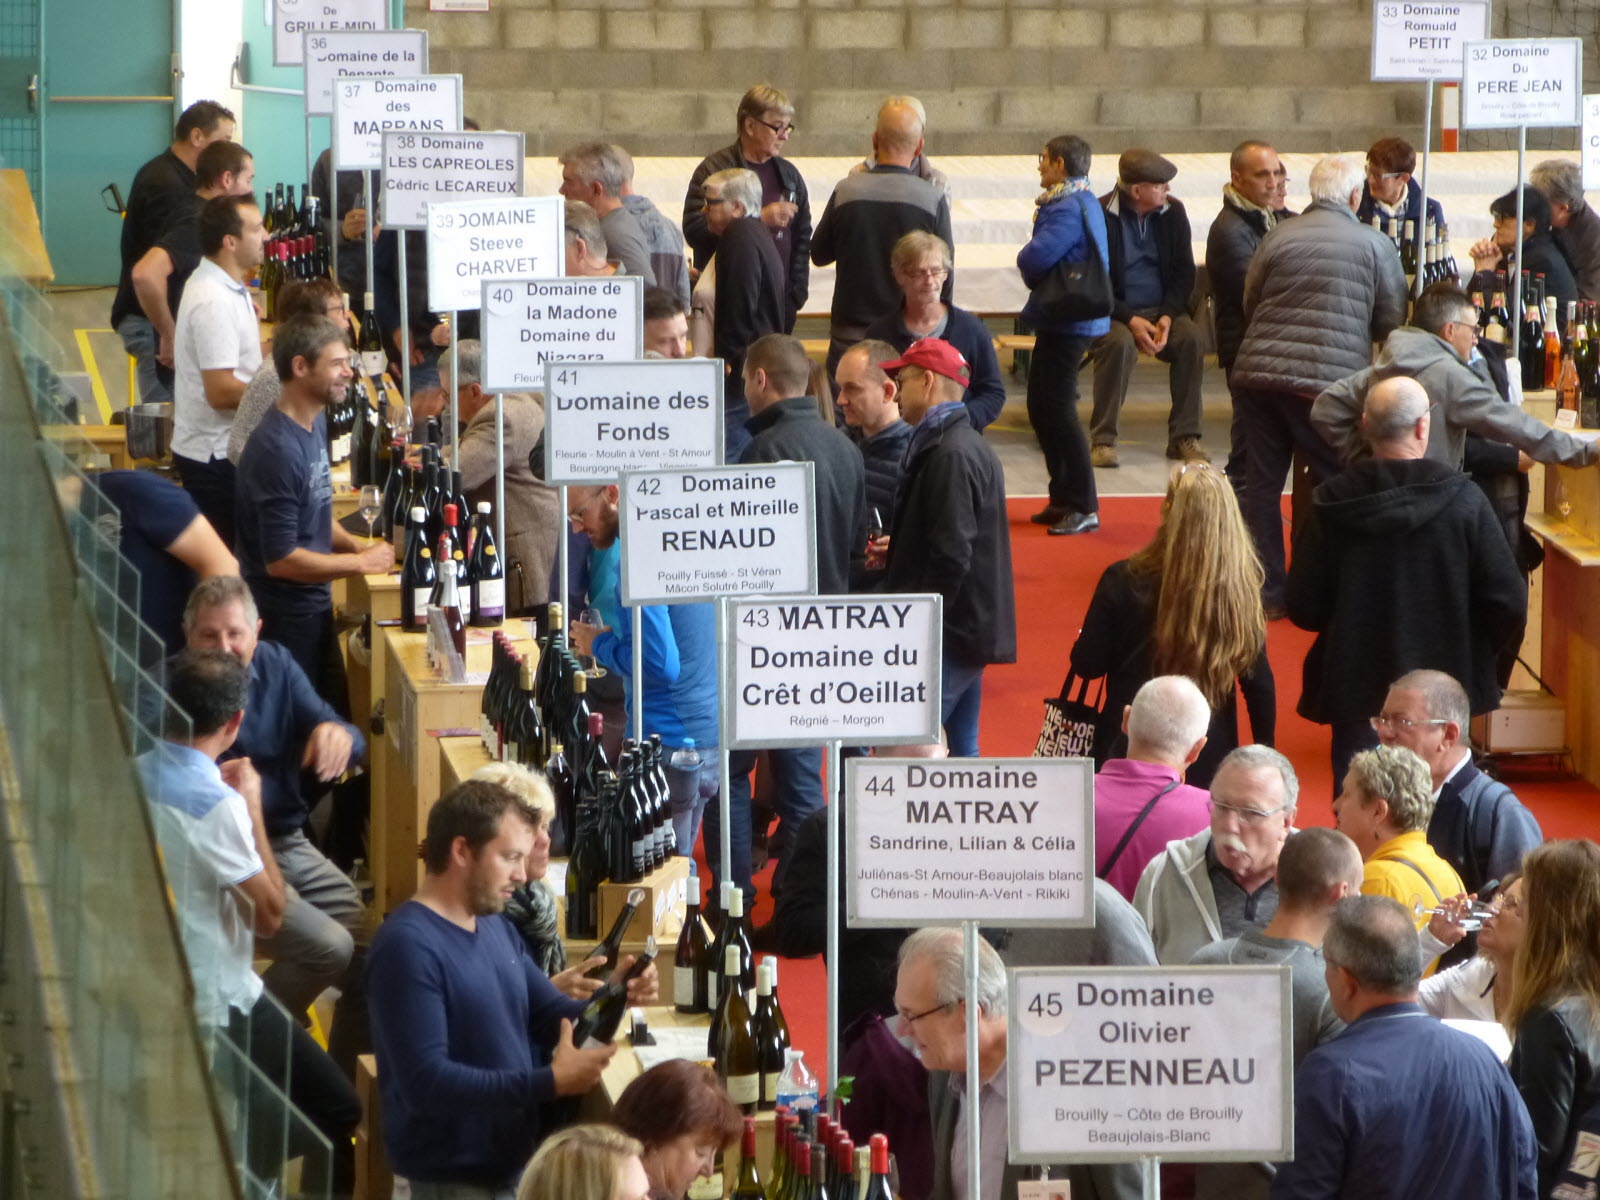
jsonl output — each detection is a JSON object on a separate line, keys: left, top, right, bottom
{"left": 1366, "top": 166, "right": 1404, "bottom": 180}
{"left": 754, "top": 118, "right": 795, "bottom": 136}
{"left": 1208, "top": 799, "right": 1289, "bottom": 824}
{"left": 899, "top": 267, "right": 948, "bottom": 280}
{"left": 567, "top": 493, "right": 602, "bottom": 527}
{"left": 702, "top": 196, "right": 728, "bottom": 209}
{"left": 1369, "top": 714, "right": 1451, "bottom": 733}
{"left": 896, "top": 1000, "right": 954, "bottom": 1028}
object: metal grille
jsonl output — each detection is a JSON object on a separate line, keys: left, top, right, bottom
{"left": 1462, "top": 3, "right": 1598, "bottom": 151}
{"left": 0, "top": 0, "right": 40, "bottom": 203}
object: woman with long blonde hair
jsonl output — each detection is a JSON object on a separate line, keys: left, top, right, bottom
{"left": 1504, "top": 839, "right": 1600, "bottom": 1198}
{"left": 516, "top": 1124, "right": 650, "bottom": 1200}
{"left": 1068, "top": 460, "right": 1274, "bottom": 786}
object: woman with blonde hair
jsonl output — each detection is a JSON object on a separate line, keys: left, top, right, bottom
{"left": 1068, "top": 460, "right": 1274, "bottom": 786}
{"left": 1504, "top": 839, "right": 1600, "bottom": 1198}
{"left": 516, "top": 1124, "right": 650, "bottom": 1200}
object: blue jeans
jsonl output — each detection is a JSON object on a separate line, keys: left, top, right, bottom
{"left": 941, "top": 658, "right": 987, "bottom": 758}
{"left": 666, "top": 749, "right": 719, "bottom": 857}
{"left": 116, "top": 312, "right": 173, "bottom": 405}
{"left": 710, "top": 745, "right": 824, "bottom": 905}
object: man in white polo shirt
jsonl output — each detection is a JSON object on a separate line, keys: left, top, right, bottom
{"left": 172, "top": 192, "right": 265, "bottom": 547}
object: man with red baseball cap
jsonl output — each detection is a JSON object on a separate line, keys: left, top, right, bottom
{"left": 871, "top": 337, "right": 1016, "bottom": 756}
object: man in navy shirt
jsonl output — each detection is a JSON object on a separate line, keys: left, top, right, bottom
{"left": 368, "top": 781, "right": 657, "bottom": 1198}
{"left": 183, "top": 574, "right": 370, "bottom": 1071}
{"left": 1271, "top": 895, "right": 1536, "bottom": 1199}
{"left": 235, "top": 313, "right": 392, "bottom": 701}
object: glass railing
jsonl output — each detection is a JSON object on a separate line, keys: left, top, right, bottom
{"left": 0, "top": 220, "right": 330, "bottom": 1197}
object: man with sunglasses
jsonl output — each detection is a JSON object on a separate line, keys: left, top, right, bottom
{"left": 1132, "top": 745, "right": 1299, "bottom": 965}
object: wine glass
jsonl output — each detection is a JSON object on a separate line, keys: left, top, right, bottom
{"left": 1412, "top": 895, "right": 1491, "bottom": 932}
{"left": 358, "top": 485, "right": 383, "bottom": 544}
{"left": 579, "top": 606, "right": 607, "bottom": 679}
{"left": 390, "top": 401, "right": 414, "bottom": 449}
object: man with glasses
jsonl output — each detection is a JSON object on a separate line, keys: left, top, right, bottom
{"left": 1375, "top": 670, "right": 1542, "bottom": 904}
{"left": 682, "top": 84, "right": 810, "bottom": 329}
{"left": 1132, "top": 745, "right": 1298, "bottom": 965}
{"left": 1355, "top": 137, "right": 1446, "bottom": 241}
{"left": 1288, "top": 378, "right": 1525, "bottom": 786}
{"left": 897, "top": 927, "right": 1144, "bottom": 1200}
{"left": 1089, "top": 149, "right": 1209, "bottom": 467}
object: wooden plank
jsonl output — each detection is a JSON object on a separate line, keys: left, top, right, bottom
{"left": 0, "top": 169, "right": 53, "bottom": 283}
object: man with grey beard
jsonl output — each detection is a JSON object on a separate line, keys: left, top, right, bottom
{"left": 1132, "top": 745, "right": 1298, "bottom": 963}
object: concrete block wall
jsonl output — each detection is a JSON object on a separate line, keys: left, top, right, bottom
{"left": 409, "top": 0, "right": 1432, "bottom": 158}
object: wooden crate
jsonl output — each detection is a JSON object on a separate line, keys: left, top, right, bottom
{"left": 598, "top": 854, "right": 691, "bottom": 944}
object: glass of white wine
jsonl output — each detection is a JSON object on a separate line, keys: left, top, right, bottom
{"left": 579, "top": 606, "right": 607, "bottom": 679}
{"left": 358, "top": 484, "right": 383, "bottom": 544}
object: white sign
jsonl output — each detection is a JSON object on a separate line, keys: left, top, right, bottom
{"left": 1461, "top": 38, "right": 1584, "bottom": 129}
{"left": 1371, "top": 0, "right": 1489, "bottom": 81}
{"left": 725, "top": 594, "right": 942, "bottom": 748}
{"left": 540, "top": 359, "right": 724, "bottom": 484}
{"left": 424, "top": 197, "right": 564, "bottom": 313}
{"left": 331, "top": 74, "right": 463, "bottom": 173}
{"left": 380, "top": 130, "right": 524, "bottom": 230}
{"left": 846, "top": 757, "right": 1094, "bottom": 927}
{"left": 274, "top": 0, "right": 387, "bottom": 66}
{"left": 303, "top": 30, "right": 428, "bottom": 118}
{"left": 479, "top": 278, "right": 644, "bottom": 388}
{"left": 1008, "top": 966, "right": 1294, "bottom": 1164}
{"left": 1585, "top": 96, "right": 1600, "bottom": 191}
{"left": 619, "top": 464, "right": 817, "bottom": 605}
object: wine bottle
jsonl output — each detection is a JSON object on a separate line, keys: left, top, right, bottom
{"left": 1485, "top": 277, "right": 1512, "bottom": 346}
{"left": 435, "top": 532, "right": 467, "bottom": 659}
{"left": 1400, "top": 218, "right": 1417, "bottom": 289}
{"left": 359, "top": 294, "right": 386, "bottom": 379}
{"left": 450, "top": 469, "right": 471, "bottom": 545}
{"left": 468, "top": 502, "right": 505, "bottom": 627}
{"left": 565, "top": 800, "right": 604, "bottom": 939}
{"left": 399, "top": 506, "right": 435, "bottom": 632}
{"left": 675, "top": 867, "right": 712, "bottom": 1014}
{"left": 567, "top": 673, "right": 595, "bottom": 775}
{"left": 627, "top": 749, "right": 651, "bottom": 880}
{"left": 513, "top": 657, "right": 542, "bottom": 765}
{"left": 647, "top": 735, "right": 674, "bottom": 864}
{"left": 754, "top": 962, "right": 786, "bottom": 1110}
{"left": 850, "top": 1147, "right": 870, "bottom": 1200}
{"left": 387, "top": 453, "right": 413, "bottom": 555}
{"left": 1544, "top": 296, "right": 1562, "bottom": 391}
{"left": 833, "top": 1137, "right": 854, "bottom": 1200}
{"left": 791, "top": 1133, "right": 811, "bottom": 1200}
{"left": 572, "top": 936, "right": 657, "bottom": 1048}
{"left": 545, "top": 740, "right": 575, "bottom": 856}
{"left": 769, "top": 1108, "right": 792, "bottom": 1200}
{"left": 730, "top": 1116, "right": 766, "bottom": 1200}
{"left": 716, "top": 945, "right": 760, "bottom": 1111}
{"left": 808, "top": 1143, "right": 831, "bottom": 1200}
{"left": 585, "top": 885, "right": 646, "bottom": 980}
{"left": 860, "top": 1136, "right": 891, "bottom": 1200}
{"left": 535, "top": 602, "right": 566, "bottom": 759}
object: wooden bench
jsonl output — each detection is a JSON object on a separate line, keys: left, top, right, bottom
{"left": 994, "top": 334, "right": 1036, "bottom": 375}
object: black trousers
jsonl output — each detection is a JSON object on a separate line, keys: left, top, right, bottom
{"left": 175, "top": 453, "right": 236, "bottom": 548}
{"left": 1025, "top": 331, "right": 1098, "bottom": 514}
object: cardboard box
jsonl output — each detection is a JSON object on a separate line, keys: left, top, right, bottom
{"left": 1471, "top": 690, "right": 1567, "bottom": 754}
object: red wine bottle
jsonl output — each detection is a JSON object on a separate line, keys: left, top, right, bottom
{"left": 399, "top": 506, "right": 435, "bottom": 631}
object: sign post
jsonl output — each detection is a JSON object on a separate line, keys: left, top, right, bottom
{"left": 725, "top": 592, "right": 942, "bottom": 1108}
{"left": 1370, "top": 0, "right": 1490, "bottom": 296}
{"left": 1583, "top": 95, "right": 1600, "bottom": 191}
{"left": 1461, "top": 36, "right": 1584, "bottom": 357}
{"left": 1008, "top": 966, "right": 1295, "bottom": 1198}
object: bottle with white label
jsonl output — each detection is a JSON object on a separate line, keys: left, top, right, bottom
{"left": 358, "top": 292, "right": 387, "bottom": 379}
{"left": 399, "top": 505, "right": 435, "bottom": 632}
{"left": 468, "top": 501, "right": 505, "bottom": 627}
{"left": 716, "top": 943, "right": 760, "bottom": 1113}
{"left": 675, "top": 866, "right": 711, "bottom": 1014}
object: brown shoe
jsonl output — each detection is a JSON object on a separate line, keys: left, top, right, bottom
{"left": 1090, "top": 444, "right": 1120, "bottom": 468}
{"left": 1167, "top": 436, "right": 1211, "bottom": 463}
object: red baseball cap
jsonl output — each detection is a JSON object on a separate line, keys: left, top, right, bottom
{"left": 878, "top": 337, "right": 971, "bottom": 385}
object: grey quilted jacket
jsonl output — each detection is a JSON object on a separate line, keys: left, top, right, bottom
{"left": 1232, "top": 200, "right": 1409, "bottom": 398}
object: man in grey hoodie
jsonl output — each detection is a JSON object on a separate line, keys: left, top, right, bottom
{"left": 1312, "top": 282, "right": 1599, "bottom": 471}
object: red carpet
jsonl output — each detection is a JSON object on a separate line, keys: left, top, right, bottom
{"left": 722, "top": 494, "right": 1598, "bottom": 1086}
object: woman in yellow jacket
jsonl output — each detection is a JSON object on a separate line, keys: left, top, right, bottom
{"left": 1333, "top": 744, "right": 1465, "bottom": 972}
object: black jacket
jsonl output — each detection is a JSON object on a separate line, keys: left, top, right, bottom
{"left": 1205, "top": 197, "right": 1293, "bottom": 369}
{"left": 881, "top": 407, "right": 1016, "bottom": 667}
{"left": 712, "top": 215, "right": 787, "bottom": 408}
{"left": 741, "top": 396, "right": 866, "bottom": 596}
{"left": 682, "top": 143, "right": 810, "bottom": 321}
{"left": 1473, "top": 231, "right": 1579, "bottom": 335}
{"left": 1099, "top": 189, "right": 1196, "bottom": 325}
{"left": 1287, "top": 458, "right": 1527, "bottom": 723}
{"left": 812, "top": 165, "right": 953, "bottom": 332}
{"left": 1509, "top": 995, "right": 1600, "bottom": 1198}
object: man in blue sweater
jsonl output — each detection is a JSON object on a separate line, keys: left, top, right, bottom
{"left": 368, "top": 781, "right": 656, "bottom": 1197}
{"left": 566, "top": 484, "right": 720, "bottom": 854}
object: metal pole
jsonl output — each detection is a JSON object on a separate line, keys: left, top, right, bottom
{"left": 1513, "top": 124, "right": 1527, "bottom": 362}
{"left": 963, "top": 919, "right": 981, "bottom": 1200}
{"left": 825, "top": 740, "right": 841, "bottom": 1114}
{"left": 449, "top": 317, "right": 461, "bottom": 471}
{"left": 494, "top": 391, "right": 505, "bottom": 563}
{"left": 1414, "top": 81, "right": 1434, "bottom": 299}
{"left": 631, "top": 606, "right": 644, "bottom": 744}
{"left": 398, "top": 234, "right": 412, "bottom": 406}
{"left": 1141, "top": 1156, "right": 1160, "bottom": 1200}
{"left": 363, "top": 170, "right": 376, "bottom": 323}
{"left": 717, "top": 601, "right": 733, "bottom": 888}
{"left": 304, "top": 116, "right": 315, "bottom": 211}
{"left": 558, "top": 485, "right": 570, "bottom": 615}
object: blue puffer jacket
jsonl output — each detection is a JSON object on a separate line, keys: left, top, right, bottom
{"left": 1017, "top": 184, "right": 1112, "bottom": 338}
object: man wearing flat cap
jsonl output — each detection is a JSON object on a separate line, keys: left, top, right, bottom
{"left": 869, "top": 338, "right": 1016, "bottom": 757}
{"left": 1091, "top": 149, "right": 1208, "bottom": 467}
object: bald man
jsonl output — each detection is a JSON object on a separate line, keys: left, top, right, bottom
{"left": 1287, "top": 375, "right": 1526, "bottom": 787}
{"left": 811, "top": 97, "right": 954, "bottom": 379}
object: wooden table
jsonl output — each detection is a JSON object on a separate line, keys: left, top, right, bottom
{"left": 0, "top": 168, "right": 52, "bottom": 283}
{"left": 1523, "top": 394, "right": 1600, "bottom": 785}
{"left": 341, "top": 571, "right": 404, "bottom": 742}
{"left": 373, "top": 620, "right": 538, "bottom": 911}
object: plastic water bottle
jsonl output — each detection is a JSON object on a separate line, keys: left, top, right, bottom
{"left": 670, "top": 738, "right": 701, "bottom": 774}
{"left": 774, "top": 1048, "right": 819, "bottom": 1115}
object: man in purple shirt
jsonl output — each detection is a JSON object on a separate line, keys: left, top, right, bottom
{"left": 1094, "top": 675, "right": 1213, "bottom": 900}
